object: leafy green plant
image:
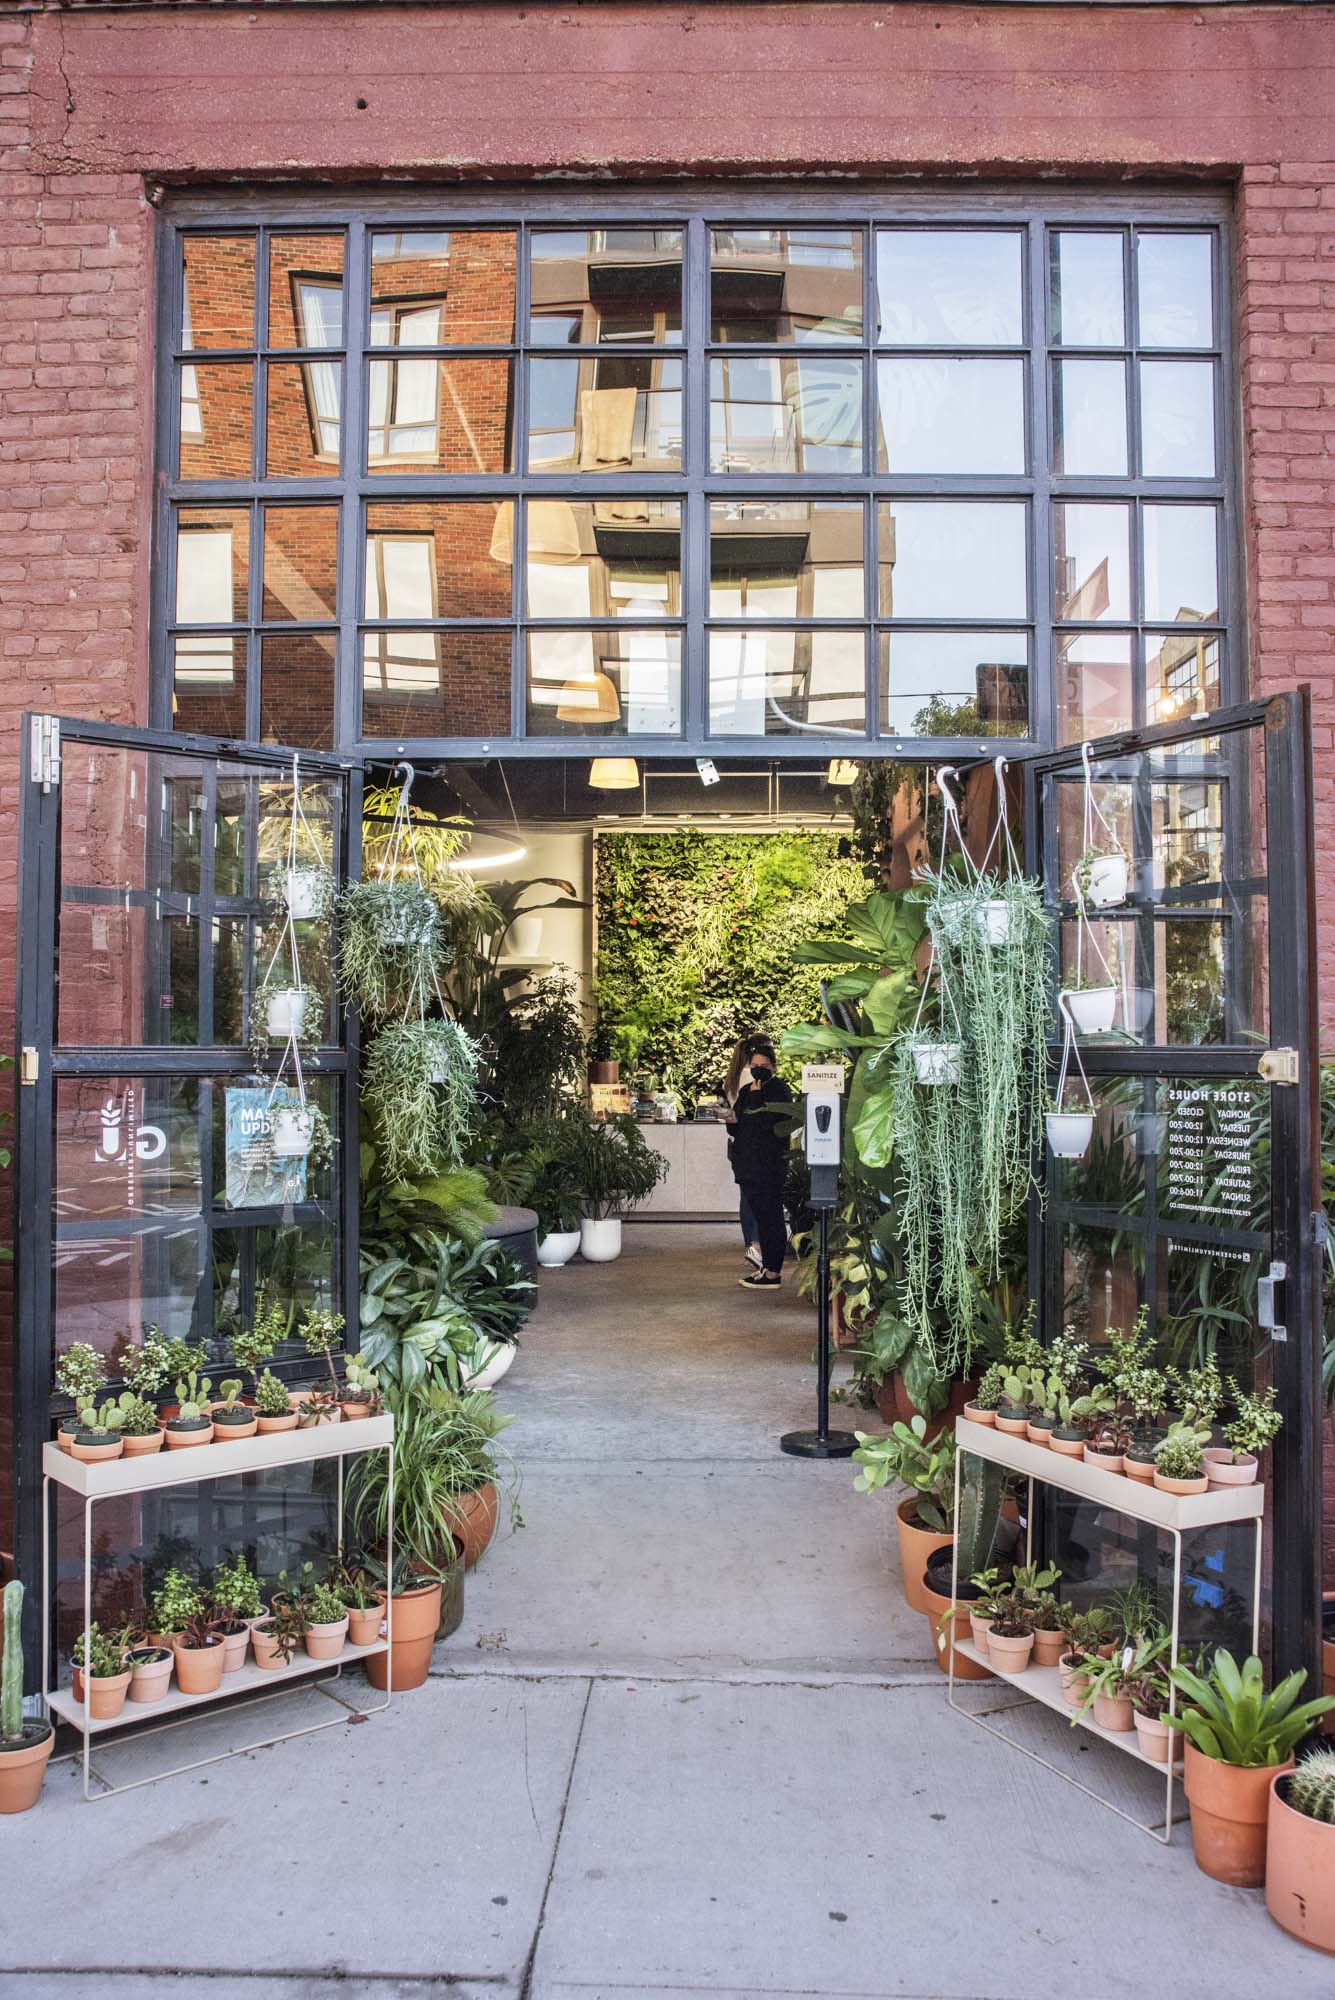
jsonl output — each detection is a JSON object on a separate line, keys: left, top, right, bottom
{"left": 229, "top": 1295, "right": 288, "bottom": 1395}
{"left": 1223, "top": 1384, "right": 1281, "bottom": 1460}
{"left": 1287, "top": 1748, "right": 1335, "bottom": 1824}
{"left": 213, "top": 1553, "right": 264, "bottom": 1621}
{"left": 301, "top": 1308, "right": 346, "bottom": 1399}
{"left": 55, "top": 1343, "right": 106, "bottom": 1409}
{"left": 361, "top": 1151, "right": 496, "bottom": 1252}
{"left": 851, "top": 1414, "right": 955, "bottom": 1532}
{"left": 347, "top": 1388, "right": 516, "bottom": 1576}
{"left": 558, "top": 1114, "right": 667, "bottom": 1220}
{"left": 1057, "top": 1604, "right": 1113, "bottom": 1658}
{"left": 117, "top": 1331, "right": 206, "bottom": 1399}
{"left": 337, "top": 879, "right": 446, "bottom": 1021}
{"left": 72, "top": 1621, "right": 131, "bottom": 1680}
{"left": 1165, "top": 1651, "right": 1335, "bottom": 1766}
{"left": 1073, "top": 1634, "right": 1170, "bottom": 1725}
{"left": 1155, "top": 1417, "right": 1210, "bottom": 1480}
{"left": 362, "top": 1018, "right": 481, "bottom": 1182}
{"left": 152, "top": 1568, "right": 204, "bottom": 1635}
{"left": 114, "top": 1392, "right": 161, "bottom": 1437}
{"left": 489, "top": 969, "right": 587, "bottom": 1122}
{"left": 359, "top": 1233, "right": 532, "bottom": 1397}
{"left": 1105, "top": 1578, "right": 1159, "bottom": 1648}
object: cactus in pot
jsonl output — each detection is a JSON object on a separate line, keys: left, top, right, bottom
{"left": 0, "top": 1581, "right": 54, "bottom": 1814}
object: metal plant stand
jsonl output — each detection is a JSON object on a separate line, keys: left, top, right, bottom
{"left": 946, "top": 1417, "right": 1264, "bottom": 1844}
{"left": 41, "top": 1414, "right": 395, "bottom": 1800}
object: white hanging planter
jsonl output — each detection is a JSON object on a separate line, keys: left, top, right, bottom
{"left": 509, "top": 912, "right": 544, "bottom": 958}
{"left": 266, "top": 987, "right": 307, "bottom": 1039}
{"left": 1060, "top": 985, "right": 1117, "bottom": 1035}
{"left": 284, "top": 868, "right": 327, "bottom": 921}
{"left": 1046, "top": 1110, "right": 1094, "bottom": 1160}
{"left": 463, "top": 1340, "right": 516, "bottom": 1391}
{"left": 911, "top": 1040, "right": 961, "bottom": 1086}
{"left": 270, "top": 1105, "right": 315, "bottom": 1158}
{"left": 580, "top": 1216, "right": 622, "bottom": 1262}
{"left": 1075, "top": 851, "right": 1129, "bottom": 909}
{"left": 537, "top": 1228, "right": 580, "bottom": 1269}
{"left": 976, "top": 899, "right": 1011, "bottom": 947}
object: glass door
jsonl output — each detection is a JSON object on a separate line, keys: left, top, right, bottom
{"left": 1026, "top": 691, "right": 1321, "bottom": 1684}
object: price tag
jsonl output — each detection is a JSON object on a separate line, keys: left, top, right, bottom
{"left": 801, "top": 1064, "right": 845, "bottom": 1095}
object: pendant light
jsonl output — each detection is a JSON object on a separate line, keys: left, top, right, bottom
{"left": 588, "top": 758, "right": 639, "bottom": 790}
{"left": 556, "top": 669, "right": 622, "bottom": 724}
{"left": 827, "top": 759, "right": 859, "bottom": 787}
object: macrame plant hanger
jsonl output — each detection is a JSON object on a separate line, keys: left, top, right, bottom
{"left": 1072, "top": 741, "right": 1117, "bottom": 991}
{"left": 256, "top": 754, "right": 319, "bottom": 1212}
{"left": 380, "top": 761, "right": 451, "bottom": 1031}
{"left": 907, "top": 766, "right": 971, "bottom": 1057}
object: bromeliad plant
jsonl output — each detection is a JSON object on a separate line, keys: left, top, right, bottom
{"left": 1165, "top": 1651, "right": 1335, "bottom": 1765}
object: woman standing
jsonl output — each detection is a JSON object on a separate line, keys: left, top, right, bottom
{"left": 723, "top": 1036, "right": 760, "bottom": 1268}
{"left": 728, "top": 1035, "right": 794, "bottom": 1291}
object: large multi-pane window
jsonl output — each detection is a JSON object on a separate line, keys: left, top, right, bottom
{"left": 158, "top": 195, "right": 1234, "bottom": 753}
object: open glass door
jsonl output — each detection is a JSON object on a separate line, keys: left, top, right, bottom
{"left": 13, "top": 718, "right": 360, "bottom": 1680}
{"left": 1026, "top": 691, "right": 1322, "bottom": 1684}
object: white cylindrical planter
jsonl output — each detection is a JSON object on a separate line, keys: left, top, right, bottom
{"left": 537, "top": 1229, "right": 580, "bottom": 1269}
{"left": 580, "top": 1217, "right": 622, "bottom": 1262}
{"left": 270, "top": 1106, "right": 314, "bottom": 1158}
{"left": 912, "top": 1041, "right": 961, "bottom": 1086}
{"left": 284, "top": 869, "right": 326, "bottom": 920}
{"left": 1079, "top": 852, "right": 1129, "bottom": 908}
{"left": 266, "top": 987, "right": 307, "bottom": 1039}
{"left": 509, "top": 912, "right": 544, "bottom": 958}
{"left": 1046, "top": 1111, "right": 1094, "bottom": 1160}
{"left": 976, "top": 899, "right": 1010, "bottom": 946}
{"left": 464, "top": 1342, "right": 516, "bottom": 1391}
{"left": 1061, "top": 985, "right": 1117, "bottom": 1035}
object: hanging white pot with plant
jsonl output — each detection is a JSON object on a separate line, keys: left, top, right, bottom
{"left": 270, "top": 1103, "right": 316, "bottom": 1158}
{"left": 1059, "top": 983, "right": 1117, "bottom": 1036}
{"left": 976, "top": 898, "right": 1011, "bottom": 947}
{"left": 265, "top": 986, "right": 308, "bottom": 1040}
{"left": 284, "top": 866, "right": 332, "bottom": 922}
{"left": 910, "top": 1037, "right": 962, "bottom": 1086}
{"left": 1071, "top": 742, "right": 1129, "bottom": 909}
{"left": 1046, "top": 1004, "right": 1095, "bottom": 1161}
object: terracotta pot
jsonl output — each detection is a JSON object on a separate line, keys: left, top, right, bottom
{"left": 919, "top": 1578, "right": 991, "bottom": 1682}
{"left": 1124, "top": 1453, "right": 1157, "bottom": 1482}
{"left": 1154, "top": 1468, "right": 1209, "bottom": 1496}
{"left": 1204, "top": 1447, "right": 1259, "bottom": 1488}
{"left": 894, "top": 1495, "right": 954, "bottom": 1617}
{"left": 1050, "top": 1432, "right": 1086, "bottom": 1458}
{"left": 1133, "top": 1710, "right": 1177, "bottom": 1764}
{"left": 0, "top": 1723, "right": 54, "bottom": 1814}
{"left": 165, "top": 1420, "right": 213, "bottom": 1449}
{"left": 444, "top": 1483, "right": 499, "bottom": 1569}
{"left": 1033, "top": 1626, "right": 1066, "bottom": 1668}
{"left": 1184, "top": 1740, "right": 1293, "bottom": 1886}
{"left": 968, "top": 1610, "right": 993, "bottom": 1654}
{"left": 1093, "top": 1690, "right": 1134, "bottom": 1732}
{"left": 962, "top": 1401, "right": 996, "bottom": 1428}
{"left": 55, "top": 1420, "right": 79, "bottom": 1455}
{"left": 172, "top": 1637, "right": 226, "bottom": 1696}
{"left": 347, "top": 1603, "right": 383, "bottom": 1647}
{"left": 71, "top": 1665, "right": 84, "bottom": 1704}
{"left": 127, "top": 1649, "right": 173, "bottom": 1703}
{"left": 1266, "top": 1771, "right": 1335, "bottom": 1954}
{"left": 1059, "top": 1656, "right": 1091, "bottom": 1707}
{"left": 250, "top": 1622, "right": 289, "bottom": 1671}
{"left": 211, "top": 1412, "right": 259, "bottom": 1442}
{"left": 1026, "top": 1419, "right": 1055, "bottom": 1446}
{"left": 588, "top": 1060, "right": 619, "bottom": 1085}
{"left": 257, "top": 1410, "right": 300, "bottom": 1435}
{"left": 304, "top": 1615, "right": 349, "bottom": 1662}
{"left": 436, "top": 1559, "right": 466, "bottom": 1641}
{"left": 985, "top": 1628, "right": 1034, "bottom": 1674}
{"left": 365, "top": 1579, "right": 443, "bottom": 1692}
{"left": 286, "top": 1387, "right": 316, "bottom": 1410}
{"left": 219, "top": 1622, "right": 250, "bottom": 1673}
{"left": 340, "top": 1400, "right": 377, "bottom": 1422}
{"left": 298, "top": 1405, "right": 342, "bottom": 1428}
{"left": 888, "top": 1373, "right": 976, "bottom": 1443}
{"left": 1323, "top": 1593, "right": 1335, "bottom": 1734}
{"left": 994, "top": 1410, "right": 1029, "bottom": 1437}
{"left": 69, "top": 1435, "right": 123, "bottom": 1463}
{"left": 86, "top": 1668, "right": 132, "bottom": 1720}
{"left": 121, "top": 1429, "right": 165, "bottom": 1457}
{"left": 1083, "top": 1444, "right": 1125, "bottom": 1475}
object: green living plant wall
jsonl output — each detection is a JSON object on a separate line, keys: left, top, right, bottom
{"left": 594, "top": 831, "right": 865, "bottom": 1104}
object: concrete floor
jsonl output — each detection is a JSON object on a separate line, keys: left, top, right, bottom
{"left": 2, "top": 1224, "right": 1323, "bottom": 1998}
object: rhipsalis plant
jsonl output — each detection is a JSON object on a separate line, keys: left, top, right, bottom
{"left": 362, "top": 1017, "right": 480, "bottom": 1181}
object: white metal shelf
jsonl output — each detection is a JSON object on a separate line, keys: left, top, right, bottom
{"left": 952, "top": 1642, "right": 1183, "bottom": 1771}
{"left": 42, "top": 1413, "right": 394, "bottom": 1499}
{"left": 48, "top": 1638, "right": 388, "bottom": 1736}
{"left": 952, "top": 1417, "right": 1265, "bottom": 1531}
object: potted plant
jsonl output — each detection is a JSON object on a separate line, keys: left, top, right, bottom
{"left": 72, "top": 1622, "right": 133, "bottom": 1720}
{"left": 210, "top": 1378, "right": 258, "bottom": 1443}
{"left": 347, "top": 1394, "right": 469, "bottom": 1689}
{"left": 54, "top": 1342, "right": 106, "bottom": 1451}
{"left": 1152, "top": 1416, "right": 1211, "bottom": 1494}
{"left": 212, "top": 1553, "right": 264, "bottom": 1669}
{"left": 963, "top": 1362, "right": 1005, "bottom": 1428}
{"left": 1075, "top": 1634, "right": 1169, "bottom": 1735}
{"left": 337, "top": 878, "right": 443, "bottom": 1020}
{"left": 362, "top": 1017, "right": 480, "bottom": 1182}
{"left": 0, "top": 1581, "right": 53, "bottom": 1815}
{"left": 1010, "top": 1562, "right": 1065, "bottom": 1666}
{"left": 164, "top": 1373, "right": 213, "bottom": 1449}
{"left": 852, "top": 1414, "right": 955, "bottom": 1616}
{"left": 340, "top": 1355, "right": 381, "bottom": 1421}
{"left": 297, "top": 1389, "right": 342, "bottom": 1428}
{"left": 1083, "top": 1416, "right": 1131, "bottom": 1475}
{"left": 303, "top": 1578, "right": 351, "bottom": 1661}
{"left": 1129, "top": 1665, "right": 1178, "bottom": 1764}
{"left": 1206, "top": 1384, "right": 1281, "bottom": 1488}
{"left": 907, "top": 1031, "right": 962, "bottom": 1087}
{"left": 69, "top": 1396, "right": 127, "bottom": 1463}
{"left": 301, "top": 1307, "right": 347, "bottom": 1406}
{"left": 255, "top": 1370, "right": 299, "bottom": 1434}
{"left": 562, "top": 1114, "right": 668, "bottom": 1262}
{"left": 1058, "top": 974, "right": 1117, "bottom": 1037}
{"left": 1056, "top": 1607, "right": 1111, "bottom": 1708}
{"left": 921, "top": 1548, "right": 993, "bottom": 1683}
{"left": 125, "top": 1639, "right": 174, "bottom": 1705}
{"left": 1266, "top": 1748, "right": 1335, "bottom": 1953}
{"left": 1045, "top": 1091, "right": 1094, "bottom": 1161}
{"left": 171, "top": 1603, "right": 227, "bottom": 1697}
{"left": 986, "top": 1605, "right": 1035, "bottom": 1674}
{"left": 252, "top": 1600, "right": 306, "bottom": 1671}
{"left": 281, "top": 861, "right": 334, "bottom": 922}
{"left": 336, "top": 1561, "right": 385, "bottom": 1647}
{"left": 116, "top": 1391, "right": 165, "bottom": 1457}
{"left": 586, "top": 1021, "right": 619, "bottom": 1086}
{"left": 150, "top": 1568, "right": 203, "bottom": 1650}
{"left": 1073, "top": 838, "right": 1129, "bottom": 910}
{"left": 1166, "top": 1650, "right": 1335, "bottom": 1885}
{"left": 966, "top": 1567, "right": 1009, "bottom": 1654}
{"left": 270, "top": 1099, "right": 333, "bottom": 1163}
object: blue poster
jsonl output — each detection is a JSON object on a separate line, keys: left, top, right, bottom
{"left": 224, "top": 1086, "right": 309, "bottom": 1210}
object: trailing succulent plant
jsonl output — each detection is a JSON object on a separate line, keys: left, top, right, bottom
{"left": 1288, "top": 1748, "right": 1335, "bottom": 1824}
{"left": 337, "top": 879, "right": 446, "bottom": 1021}
{"left": 362, "top": 1017, "right": 481, "bottom": 1182}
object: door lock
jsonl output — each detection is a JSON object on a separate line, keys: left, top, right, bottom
{"left": 1258, "top": 1047, "right": 1300, "bottom": 1086}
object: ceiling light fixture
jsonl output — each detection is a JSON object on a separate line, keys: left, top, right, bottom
{"left": 447, "top": 830, "right": 529, "bottom": 874}
{"left": 588, "top": 757, "right": 640, "bottom": 791}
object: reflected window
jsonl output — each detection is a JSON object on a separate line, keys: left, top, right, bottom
{"left": 526, "top": 629, "right": 682, "bottom": 735}
{"left": 709, "top": 630, "right": 866, "bottom": 737}
{"left": 1137, "top": 233, "right": 1214, "bottom": 350}
{"left": 1056, "top": 632, "right": 1132, "bottom": 744}
{"left": 1053, "top": 503, "right": 1131, "bottom": 622}
{"left": 176, "top": 508, "right": 249, "bottom": 624}
{"left": 529, "top": 357, "right": 681, "bottom": 472}
{"left": 522, "top": 499, "right": 680, "bottom": 618}
{"left": 365, "top": 501, "right": 510, "bottom": 620}
{"left": 1053, "top": 358, "right": 1128, "bottom": 476}
{"left": 710, "top": 356, "right": 861, "bottom": 473}
{"left": 363, "top": 629, "right": 512, "bottom": 739}
{"left": 268, "top": 235, "right": 344, "bottom": 348}
{"left": 1148, "top": 629, "right": 1219, "bottom": 725}
{"left": 711, "top": 227, "right": 862, "bottom": 344}
{"left": 880, "top": 632, "right": 1028, "bottom": 737}
{"left": 368, "top": 358, "right": 513, "bottom": 472}
{"left": 711, "top": 501, "right": 863, "bottom": 618}
{"left": 371, "top": 229, "right": 515, "bottom": 345}
{"left": 530, "top": 228, "right": 682, "bottom": 344}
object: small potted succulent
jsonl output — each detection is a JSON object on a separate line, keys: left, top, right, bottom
{"left": 70, "top": 1396, "right": 127, "bottom": 1463}
{"left": 212, "top": 1553, "right": 264, "bottom": 1670}
{"left": 150, "top": 1567, "right": 204, "bottom": 1650}
{"left": 340, "top": 1355, "right": 381, "bottom": 1422}
{"left": 72, "top": 1622, "right": 133, "bottom": 1721}
{"left": 302, "top": 1307, "right": 347, "bottom": 1405}
{"left": 210, "top": 1378, "right": 258, "bottom": 1443}
{"left": 303, "top": 1578, "right": 351, "bottom": 1661}
{"left": 125, "top": 1636, "right": 174, "bottom": 1705}
{"left": 993, "top": 1364, "right": 1031, "bottom": 1436}
{"left": 164, "top": 1372, "right": 214, "bottom": 1449}
{"left": 171, "top": 1603, "right": 228, "bottom": 1697}
{"left": 255, "top": 1370, "right": 299, "bottom": 1434}
{"left": 0, "top": 1581, "right": 53, "bottom": 1815}
{"left": 1266, "top": 1747, "right": 1335, "bottom": 1953}
{"left": 54, "top": 1342, "right": 106, "bottom": 1452}
{"left": 1153, "top": 1416, "right": 1212, "bottom": 1495}
{"left": 1074, "top": 1637, "right": 1169, "bottom": 1736}
{"left": 1206, "top": 1384, "right": 1281, "bottom": 1488}
{"left": 116, "top": 1391, "right": 165, "bottom": 1457}
{"left": 1083, "top": 1416, "right": 1131, "bottom": 1476}
{"left": 986, "top": 1604, "right": 1035, "bottom": 1675}
{"left": 336, "top": 1560, "right": 385, "bottom": 1647}
{"left": 1056, "top": 1607, "right": 1111, "bottom": 1708}
{"left": 297, "top": 1388, "right": 342, "bottom": 1428}
{"left": 963, "top": 1362, "right": 1005, "bottom": 1428}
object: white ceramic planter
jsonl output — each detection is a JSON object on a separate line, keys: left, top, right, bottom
{"left": 976, "top": 900, "right": 1010, "bottom": 946}
{"left": 1046, "top": 1110, "right": 1094, "bottom": 1159}
{"left": 537, "top": 1228, "right": 580, "bottom": 1268}
{"left": 1061, "top": 985, "right": 1117, "bottom": 1035}
{"left": 580, "top": 1216, "right": 622, "bottom": 1262}
{"left": 266, "top": 987, "right": 307, "bottom": 1039}
{"left": 509, "top": 912, "right": 544, "bottom": 958}
{"left": 284, "top": 868, "right": 327, "bottom": 920}
{"left": 912, "top": 1040, "right": 961, "bottom": 1086}
{"left": 270, "top": 1105, "right": 314, "bottom": 1158}
{"left": 1076, "top": 851, "right": 1129, "bottom": 908}
{"left": 464, "top": 1341, "right": 516, "bottom": 1391}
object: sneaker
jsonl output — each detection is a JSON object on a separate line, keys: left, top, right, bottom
{"left": 744, "top": 1245, "right": 763, "bottom": 1269}
{"left": 739, "top": 1271, "right": 781, "bottom": 1288}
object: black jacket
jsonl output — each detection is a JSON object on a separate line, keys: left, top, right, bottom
{"left": 728, "top": 1071, "right": 794, "bottom": 1188}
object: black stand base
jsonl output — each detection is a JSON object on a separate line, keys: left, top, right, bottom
{"left": 779, "top": 1429, "right": 858, "bottom": 1459}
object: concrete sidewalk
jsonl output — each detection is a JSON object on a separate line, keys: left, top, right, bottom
{"left": 1, "top": 1226, "right": 1321, "bottom": 1999}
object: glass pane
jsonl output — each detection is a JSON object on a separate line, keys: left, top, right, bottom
{"left": 876, "top": 229, "right": 1022, "bottom": 345}
{"left": 1059, "top": 1221, "right": 1142, "bottom": 1346}
{"left": 366, "top": 501, "right": 512, "bottom": 619}
{"left": 1158, "top": 917, "right": 1227, "bottom": 1044}
{"left": 1049, "top": 232, "right": 1124, "bottom": 347}
{"left": 54, "top": 1225, "right": 202, "bottom": 1371}
{"left": 367, "top": 358, "right": 514, "bottom": 473}
{"left": 1139, "top": 361, "right": 1215, "bottom": 477}
{"left": 262, "top": 505, "right": 338, "bottom": 621}
{"left": 526, "top": 630, "right": 682, "bottom": 735}
{"left": 1137, "top": 233, "right": 1213, "bottom": 349}
{"left": 362, "top": 629, "right": 513, "bottom": 738}
{"left": 173, "top": 635, "right": 247, "bottom": 738}
{"left": 266, "top": 360, "right": 342, "bottom": 476}
{"left": 1057, "top": 1076, "right": 1146, "bottom": 1215}
{"left": 218, "top": 1075, "right": 339, "bottom": 1212}
{"left": 1146, "top": 629, "right": 1220, "bottom": 726}
{"left": 260, "top": 631, "right": 336, "bottom": 749}
{"left": 1158, "top": 1235, "right": 1263, "bottom": 1380}
{"left": 370, "top": 229, "right": 516, "bottom": 345}
{"left": 529, "top": 357, "right": 681, "bottom": 472}
{"left": 268, "top": 234, "right": 344, "bottom": 348}
{"left": 710, "top": 500, "right": 863, "bottom": 618}
{"left": 1053, "top": 502, "right": 1131, "bottom": 621}
{"left": 875, "top": 358, "right": 1024, "bottom": 474}
{"left": 177, "top": 362, "right": 252, "bottom": 478}
{"left": 1055, "top": 777, "right": 1133, "bottom": 896}
{"left": 181, "top": 235, "right": 256, "bottom": 349}
{"left": 529, "top": 228, "right": 683, "bottom": 344}
{"left": 878, "top": 501, "right": 1026, "bottom": 619}
{"left": 709, "top": 356, "right": 861, "bottom": 474}
{"left": 708, "top": 630, "right": 865, "bottom": 736}
{"left": 710, "top": 227, "right": 862, "bottom": 344}
{"left": 524, "top": 499, "right": 681, "bottom": 618}
{"left": 176, "top": 506, "right": 249, "bottom": 623}
{"left": 56, "top": 1077, "right": 203, "bottom": 1224}
{"left": 1059, "top": 914, "right": 1137, "bottom": 1038}
{"left": 1158, "top": 1076, "right": 1269, "bottom": 1236}
{"left": 879, "top": 631, "right": 1028, "bottom": 737}
{"left": 1143, "top": 504, "right": 1218, "bottom": 622}
{"left": 1056, "top": 631, "right": 1132, "bottom": 743}
{"left": 1052, "top": 358, "right": 1127, "bottom": 475}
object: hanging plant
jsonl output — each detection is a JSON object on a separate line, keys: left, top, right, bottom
{"left": 337, "top": 878, "right": 446, "bottom": 1020}
{"left": 1071, "top": 742, "right": 1129, "bottom": 910}
{"left": 890, "top": 1032, "right": 976, "bottom": 1371}
{"left": 362, "top": 1018, "right": 481, "bottom": 1182}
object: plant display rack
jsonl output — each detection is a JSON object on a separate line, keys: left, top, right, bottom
{"left": 947, "top": 1416, "right": 1263, "bottom": 1845}
{"left": 41, "top": 1414, "right": 395, "bottom": 1801}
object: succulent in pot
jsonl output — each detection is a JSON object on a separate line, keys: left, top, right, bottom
{"left": 164, "top": 1372, "right": 214, "bottom": 1448}
{"left": 336, "top": 1559, "right": 385, "bottom": 1647}
{"left": 986, "top": 1609, "right": 1036, "bottom": 1675}
{"left": 301, "top": 1306, "right": 347, "bottom": 1406}
{"left": 1153, "top": 1416, "right": 1212, "bottom": 1495}
{"left": 963, "top": 1361, "right": 1005, "bottom": 1427}
{"left": 70, "top": 1396, "right": 127, "bottom": 1463}
{"left": 303, "top": 1579, "right": 351, "bottom": 1661}
{"left": 0, "top": 1581, "right": 54, "bottom": 1814}
{"left": 171, "top": 1605, "right": 228, "bottom": 1696}
{"left": 1074, "top": 1635, "right": 1169, "bottom": 1737}
{"left": 1083, "top": 1417, "right": 1131, "bottom": 1475}
{"left": 251, "top": 1599, "right": 307, "bottom": 1671}
{"left": 966, "top": 1566, "right": 1010, "bottom": 1653}
{"left": 115, "top": 1391, "right": 165, "bottom": 1456}
{"left": 72, "top": 1620, "right": 135, "bottom": 1720}
{"left": 1129, "top": 1668, "right": 1178, "bottom": 1764}
{"left": 1267, "top": 1748, "right": 1335, "bottom": 1953}
{"left": 54, "top": 1342, "right": 107, "bottom": 1451}
{"left": 210, "top": 1377, "right": 258, "bottom": 1442}
{"left": 1011, "top": 1562, "right": 1066, "bottom": 1666}
{"left": 1073, "top": 842, "right": 1129, "bottom": 910}
{"left": 255, "top": 1369, "right": 299, "bottom": 1433}
{"left": 1206, "top": 1384, "right": 1281, "bottom": 1488}
{"left": 340, "top": 1354, "right": 381, "bottom": 1421}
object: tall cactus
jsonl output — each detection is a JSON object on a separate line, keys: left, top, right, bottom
{"left": 955, "top": 1457, "right": 1005, "bottom": 1577}
{"left": 2, "top": 1580, "right": 23, "bottom": 1743}
{"left": 1288, "top": 1748, "right": 1335, "bottom": 1825}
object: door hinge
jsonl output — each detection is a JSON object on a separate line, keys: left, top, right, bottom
{"left": 1258, "top": 1046, "right": 1300, "bottom": 1086}
{"left": 20, "top": 1046, "right": 38, "bottom": 1086}
{"left": 28, "top": 715, "right": 60, "bottom": 793}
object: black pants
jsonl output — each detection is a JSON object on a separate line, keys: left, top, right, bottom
{"left": 736, "top": 1179, "right": 786, "bottom": 1274}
